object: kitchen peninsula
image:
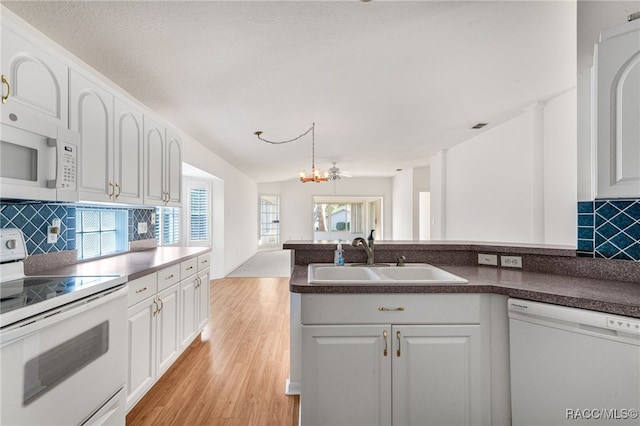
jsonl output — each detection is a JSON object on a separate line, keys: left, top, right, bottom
{"left": 285, "top": 240, "right": 640, "bottom": 426}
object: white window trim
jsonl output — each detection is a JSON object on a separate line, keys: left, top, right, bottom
{"left": 183, "top": 177, "right": 212, "bottom": 247}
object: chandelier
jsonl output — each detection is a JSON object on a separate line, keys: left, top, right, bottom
{"left": 254, "top": 122, "right": 328, "bottom": 183}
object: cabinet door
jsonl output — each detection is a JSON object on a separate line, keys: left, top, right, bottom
{"left": 0, "top": 25, "right": 68, "bottom": 132}
{"left": 179, "top": 277, "right": 197, "bottom": 349}
{"left": 392, "top": 325, "right": 486, "bottom": 426}
{"left": 143, "top": 115, "right": 165, "bottom": 205}
{"left": 301, "top": 325, "right": 392, "bottom": 426}
{"left": 196, "top": 270, "right": 210, "bottom": 331}
{"left": 70, "top": 70, "right": 113, "bottom": 202}
{"left": 156, "top": 284, "right": 181, "bottom": 378}
{"left": 127, "top": 297, "right": 157, "bottom": 410}
{"left": 114, "top": 97, "right": 143, "bottom": 204}
{"left": 165, "top": 128, "right": 182, "bottom": 206}
{"left": 595, "top": 23, "right": 640, "bottom": 198}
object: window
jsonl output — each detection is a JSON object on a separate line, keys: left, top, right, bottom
{"left": 185, "top": 180, "right": 211, "bottom": 246}
{"left": 259, "top": 195, "right": 280, "bottom": 247}
{"left": 313, "top": 197, "right": 382, "bottom": 241}
{"left": 155, "top": 207, "right": 180, "bottom": 246}
{"left": 76, "top": 207, "right": 128, "bottom": 259}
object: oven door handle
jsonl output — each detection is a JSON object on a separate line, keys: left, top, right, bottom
{"left": 0, "top": 286, "right": 127, "bottom": 346}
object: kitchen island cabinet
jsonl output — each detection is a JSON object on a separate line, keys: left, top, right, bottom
{"left": 301, "top": 294, "right": 491, "bottom": 426}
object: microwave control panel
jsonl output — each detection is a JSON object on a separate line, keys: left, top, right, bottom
{"left": 47, "top": 139, "right": 77, "bottom": 190}
{"left": 60, "top": 144, "right": 77, "bottom": 190}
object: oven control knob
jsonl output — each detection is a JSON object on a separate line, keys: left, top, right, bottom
{"left": 6, "top": 239, "right": 16, "bottom": 249}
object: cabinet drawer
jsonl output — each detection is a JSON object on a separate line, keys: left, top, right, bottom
{"left": 197, "top": 253, "right": 210, "bottom": 271}
{"left": 301, "top": 294, "right": 482, "bottom": 325}
{"left": 158, "top": 264, "right": 180, "bottom": 291}
{"left": 180, "top": 258, "right": 198, "bottom": 279}
{"left": 128, "top": 273, "right": 157, "bottom": 307}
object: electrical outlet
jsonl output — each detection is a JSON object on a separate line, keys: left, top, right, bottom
{"left": 501, "top": 255, "right": 523, "bottom": 268}
{"left": 478, "top": 253, "right": 498, "bottom": 266}
{"left": 47, "top": 227, "right": 58, "bottom": 244}
{"left": 138, "top": 222, "right": 148, "bottom": 234}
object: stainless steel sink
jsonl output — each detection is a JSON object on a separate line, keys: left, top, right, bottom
{"left": 308, "top": 263, "right": 468, "bottom": 285}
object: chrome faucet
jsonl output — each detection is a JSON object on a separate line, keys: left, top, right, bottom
{"left": 352, "top": 230, "right": 375, "bottom": 265}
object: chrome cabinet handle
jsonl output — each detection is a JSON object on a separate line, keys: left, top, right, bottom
{"left": 152, "top": 298, "right": 159, "bottom": 317}
{"left": 165, "top": 274, "right": 174, "bottom": 280}
{"left": 383, "top": 330, "right": 388, "bottom": 357}
{"left": 2, "top": 75, "right": 10, "bottom": 104}
{"left": 108, "top": 180, "right": 115, "bottom": 198}
{"left": 396, "top": 331, "right": 401, "bottom": 357}
{"left": 114, "top": 182, "right": 121, "bottom": 198}
{"left": 135, "top": 286, "right": 148, "bottom": 294}
{"left": 378, "top": 306, "right": 405, "bottom": 312}
{"left": 186, "top": 266, "right": 194, "bottom": 271}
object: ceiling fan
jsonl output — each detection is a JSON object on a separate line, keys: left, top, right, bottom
{"left": 328, "top": 162, "right": 352, "bottom": 181}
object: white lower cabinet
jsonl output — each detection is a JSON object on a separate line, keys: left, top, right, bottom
{"left": 300, "top": 294, "right": 491, "bottom": 426}
{"left": 302, "top": 325, "right": 392, "bottom": 425}
{"left": 179, "top": 275, "right": 197, "bottom": 348}
{"left": 196, "top": 269, "right": 210, "bottom": 331}
{"left": 127, "top": 284, "right": 180, "bottom": 411}
{"left": 155, "top": 283, "right": 181, "bottom": 377}
{"left": 179, "top": 256, "right": 210, "bottom": 349}
{"left": 126, "top": 258, "right": 210, "bottom": 412}
{"left": 126, "top": 294, "right": 156, "bottom": 411}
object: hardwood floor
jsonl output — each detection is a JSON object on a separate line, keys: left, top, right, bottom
{"left": 126, "top": 277, "right": 299, "bottom": 426}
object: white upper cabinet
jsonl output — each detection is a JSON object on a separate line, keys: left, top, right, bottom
{"left": 165, "top": 128, "right": 182, "bottom": 206}
{"left": 595, "top": 19, "right": 640, "bottom": 198}
{"left": 70, "top": 70, "right": 113, "bottom": 202}
{"left": 144, "top": 116, "right": 182, "bottom": 207}
{"left": 0, "top": 20, "right": 68, "bottom": 134}
{"left": 113, "top": 98, "right": 143, "bottom": 203}
{"left": 143, "top": 115, "right": 166, "bottom": 205}
{"left": 71, "top": 71, "right": 144, "bottom": 204}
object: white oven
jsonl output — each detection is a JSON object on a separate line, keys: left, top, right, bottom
{"left": 0, "top": 229, "right": 127, "bottom": 425}
{"left": 0, "top": 123, "right": 79, "bottom": 201}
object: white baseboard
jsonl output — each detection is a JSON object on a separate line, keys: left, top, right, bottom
{"left": 285, "top": 378, "right": 301, "bottom": 395}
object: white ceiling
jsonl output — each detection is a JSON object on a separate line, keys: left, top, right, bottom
{"left": 3, "top": 0, "right": 578, "bottom": 183}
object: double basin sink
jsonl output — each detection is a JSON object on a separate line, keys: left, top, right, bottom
{"left": 308, "top": 263, "right": 468, "bottom": 285}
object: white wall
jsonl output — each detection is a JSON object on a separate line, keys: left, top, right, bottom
{"left": 392, "top": 170, "right": 414, "bottom": 240}
{"left": 182, "top": 135, "right": 258, "bottom": 277}
{"left": 430, "top": 90, "right": 577, "bottom": 246}
{"left": 544, "top": 90, "right": 578, "bottom": 245}
{"left": 392, "top": 167, "right": 429, "bottom": 240}
{"left": 259, "top": 177, "right": 393, "bottom": 242}
{"left": 445, "top": 111, "right": 536, "bottom": 243}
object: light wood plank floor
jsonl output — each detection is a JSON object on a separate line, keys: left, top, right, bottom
{"left": 126, "top": 277, "right": 299, "bottom": 426}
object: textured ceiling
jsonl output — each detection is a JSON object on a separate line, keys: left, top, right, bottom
{"left": 3, "top": 0, "right": 578, "bottom": 183}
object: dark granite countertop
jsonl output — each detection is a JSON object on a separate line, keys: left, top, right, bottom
{"left": 289, "top": 264, "right": 640, "bottom": 318}
{"left": 283, "top": 240, "right": 577, "bottom": 257}
{"left": 32, "top": 247, "right": 211, "bottom": 281}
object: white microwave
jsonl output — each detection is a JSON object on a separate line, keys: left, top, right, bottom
{"left": 0, "top": 123, "right": 79, "bottom": 202}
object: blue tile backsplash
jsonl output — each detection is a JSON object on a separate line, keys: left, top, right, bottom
{"left": 0, "top": 201, "right": 156, "bottom": 256}
{"left": 578, "top": 199, "right": 640, "bottom": 261}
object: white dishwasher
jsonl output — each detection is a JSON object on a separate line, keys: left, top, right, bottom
{"left": 508, "top": 298, "right": 640, "bottom": 426}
